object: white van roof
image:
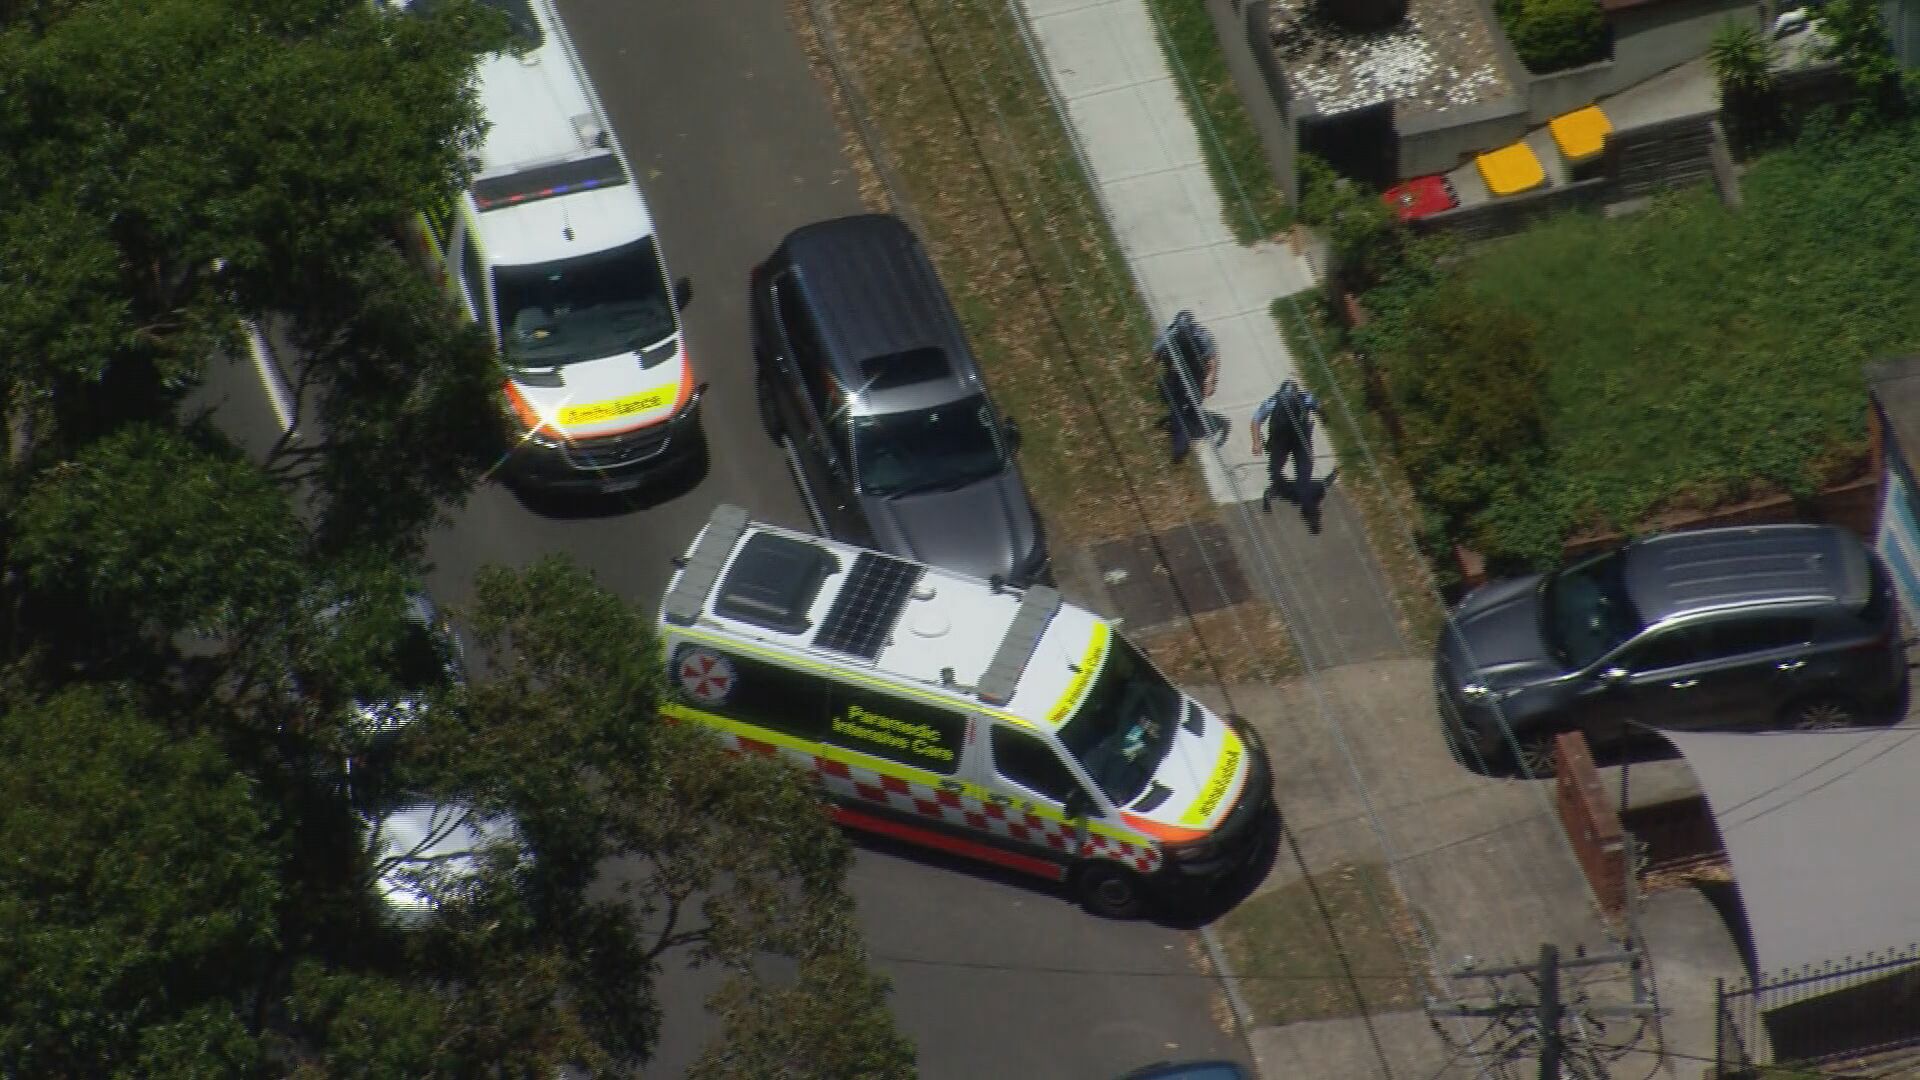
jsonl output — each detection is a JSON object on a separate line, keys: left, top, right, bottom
{"left": 465, "top": 0, "right": 655, "bottom": 265}
{"left": 662, "top": 506, "right": 1107, "bottom": 729}
{"left": 365, "top": 801, "right": 520, "bottom": 926}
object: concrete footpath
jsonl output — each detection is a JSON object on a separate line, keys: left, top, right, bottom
{"left": 1013, "top": 0, "right": 1747, "bottom": 1076}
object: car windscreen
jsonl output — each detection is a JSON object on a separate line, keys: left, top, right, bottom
{"left": 850, "top": 394, "right": 1006, "bottom": 498}
{"left": 1056, "top": 637, "right": 1182, "bottom": 806}
{"left": 1542, "top": 550, "right": 1643, "bottom": 669}
{"left": 493, "top": 237, "right": 676, "bottom": 368}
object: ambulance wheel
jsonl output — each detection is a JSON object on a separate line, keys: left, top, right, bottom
{"left": 1076, "top": 861, "right": 1146, "bottom": 919}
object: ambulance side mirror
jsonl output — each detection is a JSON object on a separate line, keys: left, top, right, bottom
{"left": 1064, "top": 788, "right": 1094, "bottom": 821}
{"left": 1002, "top": 417, "right": 1023, "bottom": 451}
{"left": 673, "top": 276, "right": 694, "bottom": 310}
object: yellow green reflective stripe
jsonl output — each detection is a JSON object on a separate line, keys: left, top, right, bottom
{"left": 663, "top": 701, "right": 819, "bottom": 757}
{"left": 1047, "top": 621, "right": 1109, "bottom": 726}
{"left": 1180, "top": 725, "right": 1246, "bottom": 826}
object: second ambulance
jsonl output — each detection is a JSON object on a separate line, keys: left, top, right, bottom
{"left": 660, "top": 504, "right": 1276, "bottom": 916}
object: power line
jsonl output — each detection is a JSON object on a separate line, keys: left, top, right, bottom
{"left": 879, "top": 3, "right": 1425, "bottom": 1075}
{"left": 871, "top": 950, "right": 1425, "bottom": 981}
{"left": 1427, "top": 944, "right": 1662, "bottom": 1079}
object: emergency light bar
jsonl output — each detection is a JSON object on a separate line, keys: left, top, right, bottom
{"left": 473, "top": 153, "right": 628, "bottom": 211}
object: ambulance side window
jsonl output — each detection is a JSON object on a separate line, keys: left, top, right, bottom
{"left": 457, "top": 229, "right": 487, "bottom": 324}
{"left": 824, "top": 686, "right": 963, "bottom": 776}
{"left": 991, "top": 727, "right": 1085, "bottom": 807}
{"left": 672, "top": 645, "right": 830, "bottom": 741}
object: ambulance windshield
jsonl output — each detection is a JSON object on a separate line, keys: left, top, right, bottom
{"left": 1057, "top": 638, "right": 1181, "bottom": 805}
{"left": 494, "top": 238, "right": 677, "bottom": 367}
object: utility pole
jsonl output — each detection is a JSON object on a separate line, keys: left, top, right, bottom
{"left": 1428, "top": 942, "right": 1660, "bottom": 1079}
{"left": 1536, "top": 944, "right": 1562, "bottom": 1080}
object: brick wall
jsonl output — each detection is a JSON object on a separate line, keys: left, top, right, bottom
{"left": 1553, "top": 732, "right": 1627, "bottom": 921}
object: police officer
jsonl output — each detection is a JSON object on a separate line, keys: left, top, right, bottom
{"left": 1153, "top": 310, "right": 1226, "bottom": 464}
{"left": 1252, "top": 378, "right": 1322, "bottom": 513}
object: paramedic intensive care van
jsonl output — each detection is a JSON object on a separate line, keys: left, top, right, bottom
{"left": 403, "top": 0, "right": 705, "bottom": 494}
{"left": 659, "top": 505, "right": 1275, "bottom": 917}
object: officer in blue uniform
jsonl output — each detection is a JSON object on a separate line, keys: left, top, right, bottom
{"left": 1252, "top": 379, "right": 1322, "bottom": 513}
{"left": 1153, "top": 310, "right": 1226, "bottom": 464}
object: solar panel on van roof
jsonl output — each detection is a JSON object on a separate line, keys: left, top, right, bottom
{"left": 815, "top": 552, "right": 923, "bottom": 660}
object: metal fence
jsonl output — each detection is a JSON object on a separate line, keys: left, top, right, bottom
{"left": 1716, "top": 943, "right": 1920, "bottom": 1076}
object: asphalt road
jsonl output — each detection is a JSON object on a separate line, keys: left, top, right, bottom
{"left": 199, "top": 0, "right": 1249, "bottom": 1074}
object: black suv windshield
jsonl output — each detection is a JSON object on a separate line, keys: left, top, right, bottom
{"left": 1057, "top": 637, "right": 1182, "bottom": 805}
{"left": 1543, "top": 550, "right": 1644, "bottom": 669}
{"left": 493, "top": 238, "right": 676, "bottom": 367}
{"left": 851, "top": 394, "right": 1006, "bottom": 497}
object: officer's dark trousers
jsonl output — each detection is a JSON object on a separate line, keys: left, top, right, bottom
{"left": 1268, "top": 436, "right": 1311, "bottom": 503}
{"left": 1160, "top": 374, "right": 1218, "bottom": 463}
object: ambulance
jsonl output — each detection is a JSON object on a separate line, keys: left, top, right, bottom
{"left": 659, "top": 505, "right": 1276, "bottom": 917}
{"left": 404, "top": 0, "right": 705, "bottom": 494}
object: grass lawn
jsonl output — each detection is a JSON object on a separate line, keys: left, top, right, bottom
{"left": 1375, "top": 121, "right": 1920, "bottom": 563}
{"left": 1214, "top": 861, "right": 1425, "bottom": 1025}
{"left": 1143, "top": 0, "right": 1293, "bottom": 244}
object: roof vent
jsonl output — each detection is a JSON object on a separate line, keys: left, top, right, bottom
{"left": 909, "top": 608, "right": 951, "bottom": 638}
{"left": 571, "top": 113, "right": 609, "bottom": 151}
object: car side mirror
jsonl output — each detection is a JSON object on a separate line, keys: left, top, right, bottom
{"left": 1064, "top": 788, "right": 1094, "bottom": 820}
{"left": 673, "top": 276, "right": 694, "bottom": 310}
{"left": 1003, "top": 417, "right": 1023, "bottom": 451}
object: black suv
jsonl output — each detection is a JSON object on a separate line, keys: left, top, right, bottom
{"left": 749, "top": 214, "right": 1049, "bottom": 586}
{"left": 1436, "top": 524, "right": 1907, "bottom": 776}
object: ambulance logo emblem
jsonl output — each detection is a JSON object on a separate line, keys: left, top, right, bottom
{"left": 677, "top": 648, "right": 737, "bottom": 705}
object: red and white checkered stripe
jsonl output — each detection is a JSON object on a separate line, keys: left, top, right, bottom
{"left": 722, "top": 730, "right": 1161, "bottom": 875}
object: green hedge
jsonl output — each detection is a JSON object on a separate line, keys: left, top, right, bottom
{"left": 1496, "top": 0, "right": 1609, "bottom": 73}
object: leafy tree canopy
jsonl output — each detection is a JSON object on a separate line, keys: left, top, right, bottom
{"left": 0, "top": 2, "right": 916, "bottom": 1075}
{"left": 0, "top": 0, "right": 509, "bottom": 548}
{"left": 402, "top": 557, "right": 914, "bottom": 1075}
{"left": 14, "top": 424, "right": 306, "bottom": 644}
{"left": 0, "top": 686, "right": 281, "bottom": 1079}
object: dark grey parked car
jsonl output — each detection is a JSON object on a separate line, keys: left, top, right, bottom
{"left": 1436, "top": 524, "right": 1908, "bottom": 776}
{"left": 750, "top": 213, "right": 1049, "bottom": 586}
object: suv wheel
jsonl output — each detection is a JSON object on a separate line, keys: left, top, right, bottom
{"left": 1076, "top": 861, "right": 1146, "bottom": 919}
{"left": 1784, "top": 696, "right": 1858, "bottom": 731}
{"left": 1511, "top": 730, "right": 1560, "bottom": 779}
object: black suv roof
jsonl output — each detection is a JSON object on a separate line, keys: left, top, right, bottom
{"left": 777, "top": 213, "right": 980, "bottom": 411}
{"left": 1623, "top": 524, "right": 1871, "bottom": 624}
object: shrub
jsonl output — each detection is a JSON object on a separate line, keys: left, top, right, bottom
{"left": 1817, "top": 0, "right": 1912, "bottom": 117}
{"left": 1709, "top": 21, "right": 1780, "bottom": 153}
{"left": 1380, "top": 282, "right": 1549, "bottom": 557}
{"left": 1500, "top": 0, "right": 1609, "bottom": 74}
{"left": 1298, "top": 155, "right": 1406, "bottom": 296}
